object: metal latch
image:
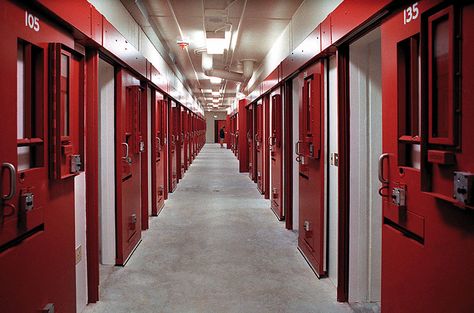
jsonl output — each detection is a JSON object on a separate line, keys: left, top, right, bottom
{"left": 131, "top": 214, "right": 137, "bottom": 224}
{"left": 139, "top": 141, "right": 145, "bottom": 152}
{"left": 304, "top": 220, "right": 310, "bottom": 232}
{"left": 70, "top": 155, "right": 81, "bottom": 173}
{"left": 309, "top": 143, "right": 314, "bottom": 157}
{"left": 391, "top": 187, "right": 406, "bottom": 207}
{"left": 20, "top": 192, "right": 34, "bottom": 212}
{"left": 453, "top": 171, "right": 474, "bottom": 205}
{"left": 41, "top": 303, "right": 55, "bottom": 313}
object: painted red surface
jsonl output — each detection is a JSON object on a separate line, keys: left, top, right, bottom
{"left": 380, "top": 2, "right": 474, "bottom": 312}
{"left": 0, "top": 2, "right": 76, "bottom": 311}
{"left": 115, "top": 71, "right": 142, "bottom": 265}
{"left": 152, "top": 94, "right": 165, "bottom": 216}
{"left": 296, "top": 61, "right": 326, "bottom": 277}
{"left": 270, "top": 91, "right": 283, "bottom": 220}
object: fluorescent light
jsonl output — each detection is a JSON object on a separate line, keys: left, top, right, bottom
{"left": 206, "top": 38, "right": 225, "bottom": 55}
{"left": 212, "top": 99, "right": 219, "bottom": 103}
{"left": 212, "top": 91, "right": 220, "bottom": 96}
{"left": 210, "top": 77, "right": 222, "bottom": 84}
{"left": 201, "top": 89, "right": 213, "bottom": 93}
{"left": 202, "top": 53, "right": 213, "bottom": 71}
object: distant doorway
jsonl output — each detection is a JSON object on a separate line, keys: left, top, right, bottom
{"left": 214, "top": 120, "right": 226, "bottom": 143}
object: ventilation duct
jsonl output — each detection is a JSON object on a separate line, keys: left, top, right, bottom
{"left": 202, "top": 53, "right": 254, "bottom": 86}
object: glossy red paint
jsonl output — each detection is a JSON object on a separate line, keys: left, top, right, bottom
{"left": 151, "top": 93, "right": 165, "bottom": 216}
{"left": 85, "top": 50, "right": 100, "bottom": 303}
{"left": 0, "top": 2, "right": 77, "bottom": 311}
{"left": 296, "top": 61, "right": 326, "bottom": 277}
{"left": 238, "top": 99, "right": 249, "bottom": 172}
{"left": 168, "top": 101, "right": 178, "bottom": 193}
{"left": 380, "top": 2, "right": 474, "bottom": 312}
{"left": 270, "top": 90, "right": 283, "bottom": 220}
{"left": 140, "top": 82, "right": 149, "bottom": 230}
{"left": 256, "top": 101, "right": 264, "bottom": 193}
{"left": 115, "top": 71, "right": 142, "bottom": 265}
{"left": 226, "top": 115, "right": 231, "bottom": 149}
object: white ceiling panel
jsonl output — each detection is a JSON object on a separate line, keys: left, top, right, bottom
{"left": 123, "top": 0, "right": 303, "bottom": 107}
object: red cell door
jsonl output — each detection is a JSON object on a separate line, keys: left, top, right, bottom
{"left": 256, "top": 101, "right": 264, "bottom": 192}
{"left": 180, "top": 107, "right": 187, "bottom": 174}
{"left": 168, "top": 102, "right": 178, "bottom": 192}
{"left": 162, "top": 98, "right": 169, "bottom": 200}
{"left": 270, "top": 92, "right": 283, "bottom": 220}
{"left": 247, "top": 104, "right": 256, "bottom": 181}
{"left": 380, "top": 3, "right": 474, "bottom": 312}
{"left": 187, "top": 112, "right": 193, "bottom": 165}
{"left": 0, "top": 4, "right": 82, "bottom": 309}
{"left": 116, "top": 73, "right": 142, "bottom": 265}
{"left": 296, "top": 61, "right": 325, "bottom": 277}
{"left": 176, "top": 105, "right": 183, "bottom": 181}
{"left": 152, "top": 95, "right": 165, "bottom": 215}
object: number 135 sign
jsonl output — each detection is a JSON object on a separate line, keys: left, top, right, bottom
{"left": 404, "top": 3, "right": 419, "bottom": 25}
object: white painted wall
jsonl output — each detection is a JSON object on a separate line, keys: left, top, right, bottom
{"left": 292, "top": 77, "right": 301, "bottom": 231}
{"left": 75, "top": 173, "right": 88, "bottom": 313}
{"left": 348, "top": 28, "right": 382, "bottom": 303}
{"left": 98, "top": 59, "right": 116, "bottom": 265}
{"left": 87, "top": 0, "right": 202, "bottom": 114}
{"left": 205, "top": 111, "right": 227, "bottom": 143}
{"left": 248, "top": 0, "right": 342, "bottom": 94}
{"left": 147, "top": 87, "right": 152, "bottom": 217}
{"left": 327, "top": 56, "right": 339, "bottom": 287}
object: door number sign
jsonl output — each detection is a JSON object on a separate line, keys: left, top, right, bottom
{"left": 404, "top": 3, "right": 419, "bottom": 25}
{"left": 25, "top": 11, "right": 40, "bottom": 32}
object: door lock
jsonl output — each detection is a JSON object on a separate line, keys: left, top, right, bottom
{"left": 70, "top": 155, "right": 81, "bottom": 173}
{"left": 453, "top": 172, "right": 474, "bottom": 205}
{"left": 304, "top": 220, "right": 311, "bottom": 232}
{"left": 20, "top": 192, "right": 34, "bottom": 212}
{"left": 391, "top": 187, "right": 406, "bottom": 207}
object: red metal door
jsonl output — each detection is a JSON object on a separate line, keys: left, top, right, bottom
{"left": 0, "top": 3, "right": 80, "bottom": 311}
{"left": 115, "top": 72, "right": 142, "bottom": 265}
{"left": 296, "top": 61, "right": 325, "bottom": 276}
{"left": 187, "top": 112, "right": 192, "bottom": 165}
{"left": 177, "top": 105, "right": 183, "bottom": 181}
{"left": 256, "top": 101, "right": 264, "bottom": 193}
{"left": 163, "top": 98, "right": 169, "bottom": 200}
{"left": 247, "top": 105, "right": 256, "bottom": 181}
{"left": 169, "top": 101, "right": 178, "bottom": 192}
{"left": 380, "top": 3, "right": 474, "bottom": 312}
{"left": 270, "top": 91, "right": 283, "bottom": 220}
{"left": 152, "top": 95, "right": 165, "bottom": 215}
{"left": 180, "top": 107, "right": 187, "bottom": 174}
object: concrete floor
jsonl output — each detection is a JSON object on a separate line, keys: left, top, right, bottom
{"left": 84, "top": 144, "right": 354, "bottom": 313}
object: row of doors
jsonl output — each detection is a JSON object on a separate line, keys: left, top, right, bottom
{"left": 235, "top": 1, "right": 474, "bottom": 312}
{"left": 0, "top": 1, "right": 206, "bottom": 311}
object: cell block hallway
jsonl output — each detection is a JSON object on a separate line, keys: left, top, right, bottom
{"left": 84, "top": 144, "right": 352, "bottom": 313}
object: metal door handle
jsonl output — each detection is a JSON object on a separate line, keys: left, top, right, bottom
{"left": 1, "top": 163, "right": 16, "bottom": 201}
{"left": 378, "top": 153, "right": 389, "bottom": 184}
{"left": 295, "top": 141, "right": 301, "bottom": 155}
{"left": 121, "top": 143, "right": 129, "bottom": 160}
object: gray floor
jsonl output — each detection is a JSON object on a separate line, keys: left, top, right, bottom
{"left": 84, "top": 144, "right": 354, "bottom": 313}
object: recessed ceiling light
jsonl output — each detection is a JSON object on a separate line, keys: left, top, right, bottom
{"left": 210, "top": 77, "right": 222, "bottom": 84}
{"left": 212, "top": 99, "right": 219, "bottom": 103}
{"left": 212, "top": 91, "right": 220, "bottom": 96}
{"left": 206, "top": 38, "right": 225, "bottom": 55}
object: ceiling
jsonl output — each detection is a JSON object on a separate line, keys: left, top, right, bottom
{"left": 120, "top": 0, "right": 303, "bottom": 111}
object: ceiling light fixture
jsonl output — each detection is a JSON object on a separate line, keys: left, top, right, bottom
{"left": 206, "top": 38, "right": 226, "bottom": 55}
{"left": 212, "top": 91, "right": 220, "bottom": 96}
{"left": 212, "top": 99, "right": 219, "bottom": 103}
{"left": 210, "top": 77, "right": 222, "bottom": 84}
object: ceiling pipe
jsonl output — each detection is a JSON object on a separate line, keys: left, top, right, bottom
{"left": 203, "top": 53, "right": 254, "bottom": 85}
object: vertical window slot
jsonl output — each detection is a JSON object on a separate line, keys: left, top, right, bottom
{"left": 17, "top": 40, "right": 44, "bottom": 171}
{"left": 397, "top": 35, "right": 421, "bottom": 168}
{"left": 428, "top": 6, "right": 456, "bottom": 146}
